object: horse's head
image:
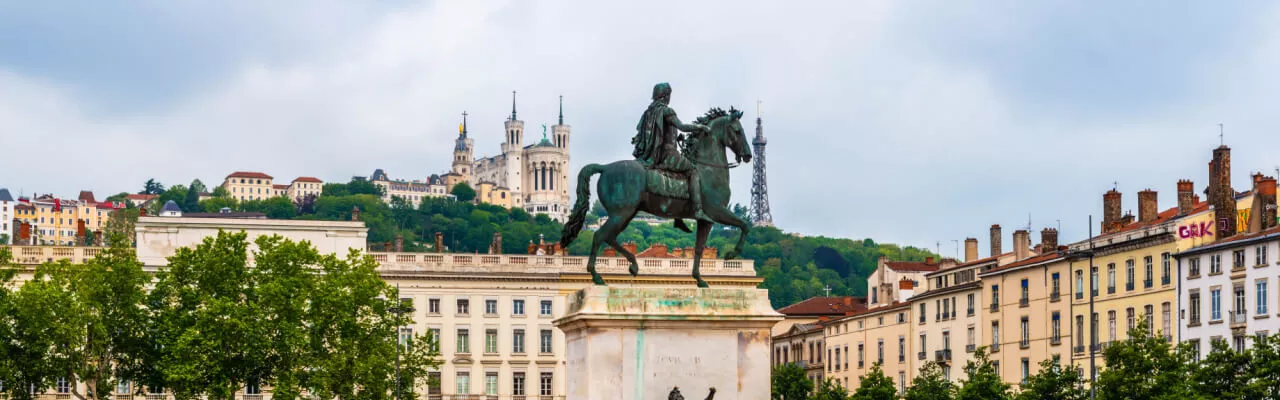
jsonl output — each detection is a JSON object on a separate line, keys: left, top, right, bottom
{"left": 695, "top": 107, "right": 753, "bottom": 165}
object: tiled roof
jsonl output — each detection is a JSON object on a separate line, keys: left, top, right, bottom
{"left": 272, "top": 184, "right": 289, "bottom": 190}
{"left": 161, "top": 200, "right": 182, "bottom": 213}
{"left": 226, "top": 171, "right": 273, "bottom": 179}
{"left": 0, "top": 188, "right": 12, "bottom": 202}
{"left": 884, "top": 261, "right": 941, "bottom": 273}
{"left": 125, "top": 194, "right": 157, "bottom": 200}
{"left": 292, "top": 176, "right": 322, "bottom": 183}
{"left": 777, "top": 296, "right": 867, "bottom": 316}
{"left": 980, "top": 252, "right": 1066, "bottom": 276}
{"left": 77, "top": 190, "right": 96, "bottom": 203}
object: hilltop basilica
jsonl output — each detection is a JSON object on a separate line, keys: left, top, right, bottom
{"left": 444, "top": 92, "right": 572, "bottom": 221}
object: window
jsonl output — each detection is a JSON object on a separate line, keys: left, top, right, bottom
{"left": 1107, "top": 263, "right": 1116, "bottom": 293}
{"left": 485, "top": 372, "right": 498, "bottom": 395}
{"left": 1189, "top": 339, "right": 1202, "bottom": 362}
{"left": 1126, "top": 308, "right": 1135, "bottom": 332}
{"left": 1076, "top": 316, "right": 1085, "bottom": 347}
{"left": 1145, "top": 305, "right": 1155, "bottom": 330}
{"left": 1258, "top": 279, "right": 1270, "bottom": 315}
{"left": 1234, "top": 250, "right": 1246, "bottom": 270}
{"left": 967, "top": 293, "right": 975, "bottom": 315}
{"left": 1052, "top": 312, "right": 1061, "bottom": 342}
{"left": 1257, "top": 245, "right": 1269, "bottom": 266}
{"left": 1091, "top": 267, "right": 1099, "bottom": 296}
{"left": 1020, "top": 317, "right": 1029, "bottom": 346}
{"left": 991, "top": 322, "right": 1000, "bottom": 347}
{"left": 1021, "top": 358, "right": 1031, "bottom": 384}
{"left": 942, "top": 331, "right": 951, "bottom": 350}
{"left": 513, "top": 299, "right": 525, "bottom": 315}
{"left": 540, "top": 329, "right": 553, "bottom": 353}
{"left": 899, "top": 372, "right": 906, "bottom": 395}
{"left": 399, "top": 327, "right": 413, "bottom": 349}
{"left": 1051, "top": 272, "right": 1061, "bottom": 296}
{"left": 1235, "top": 284, "right": 1247, "bottom": 318}
{"left": 1211, "top": 254, "right": 1222, "bottom": 274}
{"left": 1076, "top": 270, "right": 1084, "bottom": 298}
{"left": 1211, "top": 288, "right": 1222, "bottom": 321}
{"left": 456, "top": 372, "right": 470, "bottom": 395}
{"left": 457, "top": 298, "right": 470, "bottom": 315}
{"left": 991, "top": 285, "right": 999, "bottom": 309}
{"left": 485, "top": 299, "right": 498, "bottom": 315}
{"left": 1126, "top": 259, "right": 1135, "bottom": 290}
{"left": 485, "top": 329, "right": 498, "bottom": 353}
{"left": 1162, "top": 302, "right": 1172, "bottom": 337}
{"left": 117, "top": 381, "right": 131, "bottom": 395}
{"left": 1144, "top": 256, "right": 1153, "bottom": 288}
{"left": 918, "top": 334, "right": 926, "bottom": 357}
{"left": 56, "top": 377, "right": 70, "bottom": 394}
{"left": 844, "top": 345, "right": 849, "bottom": 369}
{"left": 457, "top": 329, "right": 470, "bottom": 353}
{"left": 1021, "top": 279, "right": 1030, "bottom": 303}
{"left": 540, "top": 372, "right": 554, "bottom": 396}
{"left": 878, "top": 339, "right": 884, "bottom": 364}
{"left": 872, "top": 287, "right": 878, "bottom": 304}
{"left": 1190, "top": 292, "right": 1202, "bottom": 324}
{"left": 858, "top": 343, "right": 864, "bottom": 366}
{"left": 967, "top": 327, "right": 975, "bottom": 347}
{"left": 540, "top": 300, "right": 553, "bottom": 316}
{"left": 1190, "top": 257, "right": 1201, "bottom": 276}
{"left": 513, "top": 372, "right": 526, "bottom": 396}
{"left": 920, "top": 303, "right": 927, "bottom": 323}
{"left": 1102, "top": 310, "right": 1120, "bottom": 342}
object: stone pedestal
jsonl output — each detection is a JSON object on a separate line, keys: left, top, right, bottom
{"left": 553, "top": 286, "right": 782, "bottom": 400}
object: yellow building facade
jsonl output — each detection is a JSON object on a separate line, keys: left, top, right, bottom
{"left": 823, "top": 302, "right": 915, "bottom": 395}
{"left": 980, "top": 252, "right": 1073, "bottom": 386}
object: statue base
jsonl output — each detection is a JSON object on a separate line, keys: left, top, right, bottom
{"left": 553, "top": 286, "right": 782, "bottom": 400}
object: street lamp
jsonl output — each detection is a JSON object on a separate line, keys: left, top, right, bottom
{"left": 389, "top": 283, "right": 416, "bottom": 400}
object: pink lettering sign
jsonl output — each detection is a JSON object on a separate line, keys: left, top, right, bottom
{"left": 1178, "top": 221, "right": 1214, "bottom": 239}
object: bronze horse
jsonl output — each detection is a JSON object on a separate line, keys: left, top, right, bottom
{"left": 560, "top": 107, "right": 753, "bottom": 287}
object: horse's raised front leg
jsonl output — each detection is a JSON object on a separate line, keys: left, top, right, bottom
{"left": 704, "top": 203, "right": 750, "bottom": 260}
{"left": 693, "top": 220, "right": 712, "bottom": 288}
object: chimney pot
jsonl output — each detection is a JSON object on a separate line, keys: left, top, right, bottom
{"left": 1138, "top": 189, "right": 1158, "bottom": 223}
{"left": 1177, "top": 179, "right": 1196, "bottom": 215}
{"left": 989, "top": 224, "right": 1002, "bottom": 257}
{"left": 1012, "top": 229, "right": 1031, "bottom": 260}
{"left": 1103, "top": 189, "right": 1122, "bottom": 233}
{"left": 1040, "top": 228, "right": 1058, "bottom": 253}
{"left": 963, "top": 238, "right": 978, "bottom": 262}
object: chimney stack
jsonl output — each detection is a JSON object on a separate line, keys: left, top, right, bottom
{"left": 990, "top": 224, "right": 1002, "bottom": 257}
{"left": 1208, "top": 145, "right": 1238, "bottom": 238}
{"left": 1138, "top": 189, "right": 1158, "bottom": 224}
{"left": 1249, "top": 174, "right": 1277, "bottom": 232}
{"left": 1177, "top": 180, "right": 1195, "bottom": 216}
{"left": 1102, "top": 189, "right": 1122, "bottom": 233}
{"left": 964, "top": 238, "right": 978, "bottom": 262}
{"left": 1012, "top": 229, "right": 1031, "bottom": 260}
{"left": 434, "top": 232, "right": 444, "bottom": 253}
{"left": 1040, "top": 228, "right": 1059, "bottom": 253}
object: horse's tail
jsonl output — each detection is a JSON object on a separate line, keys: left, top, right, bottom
{"left": 560, "top": 163, "right": 605, "bottom": 248}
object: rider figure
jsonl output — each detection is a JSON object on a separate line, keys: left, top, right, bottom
{"left": 632, "top": 82, "right": 711, "bottom": 221}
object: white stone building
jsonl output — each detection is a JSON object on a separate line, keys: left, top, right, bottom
{"left": 0, "top": 188, "right": 13, "bottom": 244}
{"left": 370, "top": 169, "right": 450, "bottom": 206}
{"left": 1176, "top": 225, "right": 1280, "bottom": 358}
{"left": 452, "top": 93, "right": 571, "bottom": 221}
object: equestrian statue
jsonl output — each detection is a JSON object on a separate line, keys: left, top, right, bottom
{"left": 560, "top": 82, "right": 753, "bottom": 287}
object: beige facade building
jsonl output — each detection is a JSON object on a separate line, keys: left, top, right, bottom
{"left": 867, "top": 257, "right": 942, "bottom": 308}
{"left": 10, "top": 191, "right": 124, "bottom": 246}
{"left": 223, "top": 171, "right": 276, "bottom": 202}
{"left": 772, "top": 322, "right": 827, "bottom": 383}
{"left": 979, "top": 248, "right": 1071, "bottom": 387}
{"left": 823, "top": 302, "right": 915, "bottom": 395}
{"left": 370, "top": 169, "right": 450, "bottom": 206}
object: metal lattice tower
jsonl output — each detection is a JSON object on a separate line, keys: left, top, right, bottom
{"left": 750, "top": 102, "right": 774, "bottom": 226}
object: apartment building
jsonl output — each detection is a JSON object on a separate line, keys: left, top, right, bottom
{"left": 978, "top": 233, "right": 1071, "bottom": 387}
{"left": 370, "top": 169, "right": 450, "bottom": 206}
{"left": 823, "top": 302, "right": 915, "bottom": 395}
{"left": 773, "top": 322, "right": 827, "bottom": 383}
{"left": 1, "top": 188, "right": 13, "bottom": 244}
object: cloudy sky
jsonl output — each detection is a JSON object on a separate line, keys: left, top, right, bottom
{"left": 4, "top": 1, "right": 1280, "bottom": 257}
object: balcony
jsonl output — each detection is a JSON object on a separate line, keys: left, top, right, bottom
{"left": 967, "top": 308, "right": 975, "bottom": 316}
{"left": 1076, "top": 291, "right": 1083, "bottom": 300}
{"left": 1107, "top": 286, "right": 1115, "bottom": 294}
{"left": 1050, "top": 336, "right": 1061, "bottom": 346}
{"left": 1126, "top": 282, "right": 1134, "bottom": 291}
{"left": 1020, "top": 338, "right": 1030, "bottom": 349}
{"left": 1050, "top": 291, "right": 1060, "bottom": 302}
{"left": 1019, "top": 297, "right": 1030, "bottom": 308}
{"left": 989, "top": 303, "right": 999, "bottom": 312}
{"left": 917, "top": 351, "right": 927, "bottom": 360}
{"left": 920, "top": 315, "right": 926, "bottom": 324}
{"left": 858, "top": 361, "right": 864, "bottom": 369}
{"left": 965, "top": 344, "right": 976, "bottom": 353}
{"left": 1231, "top": 310, "right": 1248, "bottom": 328}
{"left": 1073, "top": 345, "right": 1085, "bottom": 354}
{"left": 1143, "top": 279, "right": 1153, "bottom": 289}
{"left": 935, "top": 349, "right": 952, "bottom": 363}
{"left": 991, "top": 343, "right": 1000, "bottom": 352}
{"left": 942, "top": 312, "right": 951, "bottom": 320}
{"left": 1162, "top": 275, "right": 1171, "bottom": 285}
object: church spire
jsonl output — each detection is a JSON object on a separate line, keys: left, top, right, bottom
{"left": 460, "top": 111, "right": 468, "bottom": 137}
{"left": 558, "top": 95, "right": 564, "bottom": 125}
{"left": 510, "top": 90, "right": 518, "bottom": 121}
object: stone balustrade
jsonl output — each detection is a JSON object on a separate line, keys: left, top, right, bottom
{"left": 370, "top": 251, "right": 755, "bottom": 277}
{"left": 1, "top": 245, "right": 106, "bottom": 265}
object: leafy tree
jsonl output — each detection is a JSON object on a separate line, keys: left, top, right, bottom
{"left": 183, "top": 179, "right": 207, "bottom": 212}
{"left": 147, "top": 231, "right": 269, "bottom": 400}
{"left": 956, "top": 348, "right": 1009, "bottom": 400}
{"left": 732, "top": 203, "right": 750, "bottom": 221}
{"left": 1248, "top": 333, "right": 1280, "bottom": 398}
{"left": 211, "top": 186, "right": 230, "bottom": 198}
{"left": 241, "top": 196, "right": 298, "bottom": 219}
{"left": 1015, "top": 357, "right": 1087, "bottom": 400}
{"left": 1096, "top": 318, "right": 1192, "bottom": 400}
{"left": 346, "top": 177, "right": 384, "bottom": 197}
{"left": 200, "top": 197, "right": 239, "bottom": 213}
{"left": 813, "top": 378, "right": 852, "bottom": 400}
{"left": 851, "top": 362, "right": 898, "bottom": 400}
{"left": 142, "top": 179, "right": 165, "bottom": 195}
{"left": 770, "top": 362, "right": 812, "bottom": 400}
{"left": 294, "top": 193, "right": 318, "bottom": 215}
{"left": 105, "top": 192, "right": 131, "bottom": 203}
{"left": 0, "top": 233, "right": 8, "bottom": 245}
{"left": 905, "top": 362, "right": 953, "bottom": 400}
{"left": 451, "top": 182, "right": 477, "bottom": 202}
{"left": 155, "top": 184, "right": 188, "bottom": 212}
{"left": 5, "top": 260, "right": 81, "bottom": 400}
{"left": 1189, "top": 338, "right": 1254, "bottom": 400}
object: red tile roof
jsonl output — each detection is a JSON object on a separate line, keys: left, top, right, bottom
{"left": 226, "top": 171, "right": 273, "bottom": 179}
{"left": 884, "top": 261, "right": 941, "bottom": 273}
{"left": 77, "top": 190, "right": 96, "bottom": 204}
{"left": 777, "top": 296, "right": 867, "bottom": 316}
{"left": 292, "top": 176, "right": 322, "bottom": 183}
{"left": 272, "top": 184, "right": 289, "bottom": 190}
{"left": 125, "top": 194, "right": 157, "bottom": 200}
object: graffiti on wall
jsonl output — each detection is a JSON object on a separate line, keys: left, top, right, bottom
{"left": 1178, "top": 221, "right": 1214, "bottom": 239}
